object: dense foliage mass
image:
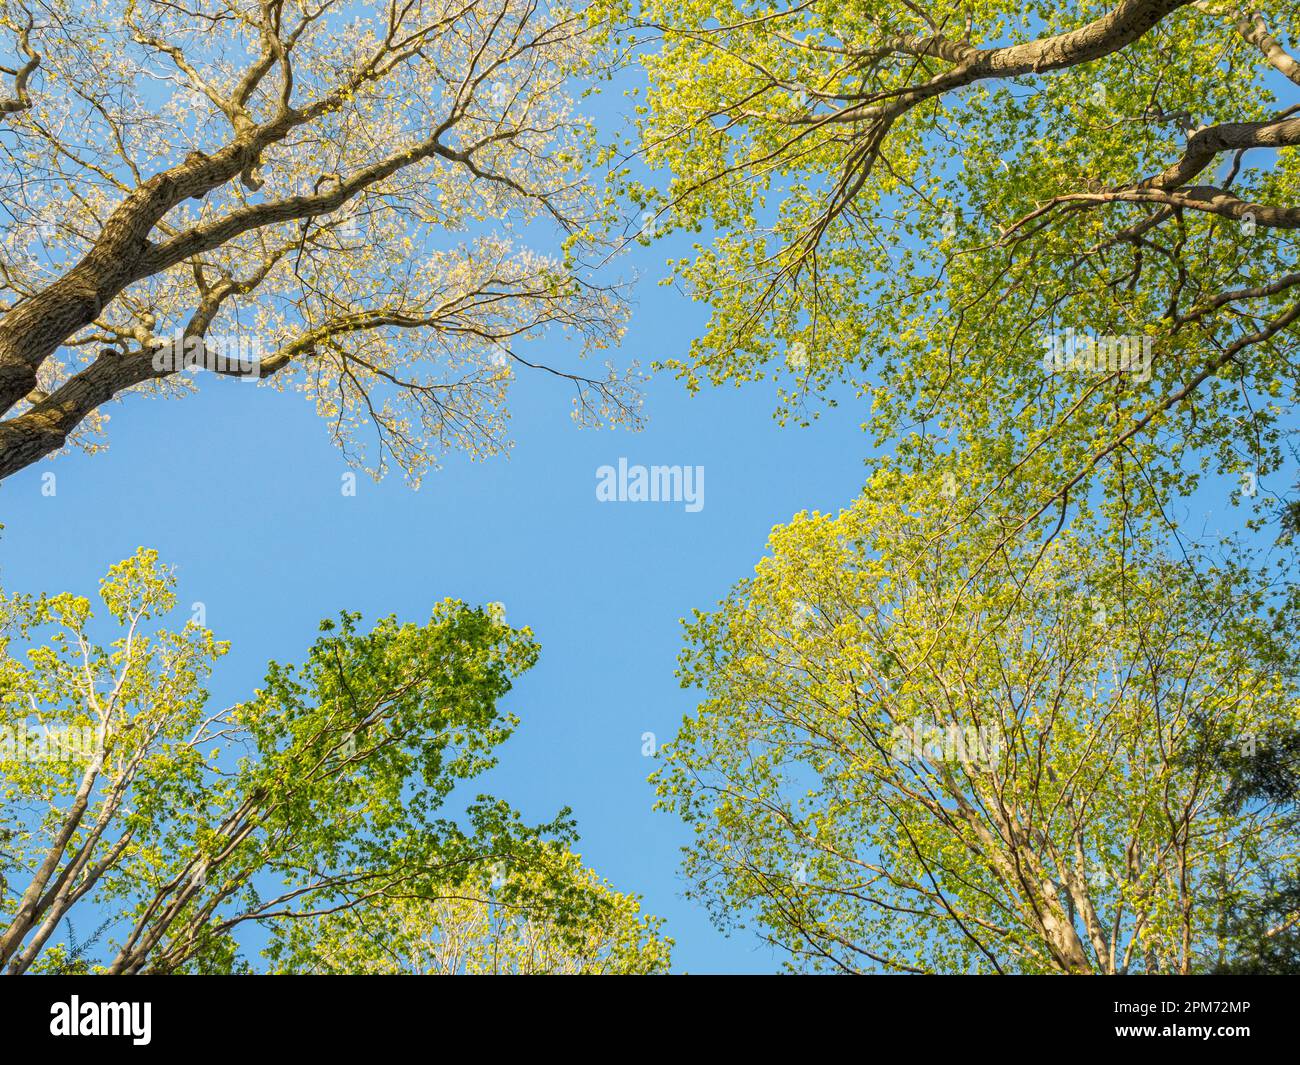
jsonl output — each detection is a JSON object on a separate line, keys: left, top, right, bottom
{"left": 0, "top": 550, "right": 669, "bottom": 974}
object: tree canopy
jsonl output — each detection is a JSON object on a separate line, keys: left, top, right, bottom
{"left": 657, "top": 469, "right": 1300, "bottom": 972}
{"left": 607, "top": 8, "right": 1300, "bottom": 970}
{"left": 267, "top": 845, "right": 672, "bottom": 973}
{"left": 0, "top": 549, "right": 669, "bottom": 974}
{"left": 4, "top": 0, "right": 1300, "bottom": 978}
{"left": 0, "top": 0, "right": 640, "bottom": 484}
{"left": 612, "top": 0, "right": 1300, "bottom": 543}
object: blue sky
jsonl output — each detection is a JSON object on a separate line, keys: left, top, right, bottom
{"left": 0, "top": 202, "right": 876, "bottom": 970}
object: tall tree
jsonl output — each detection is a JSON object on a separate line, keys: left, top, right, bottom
{"left": 0, "top": 0, "right": 640, "bottom": 484}
{"left": 656, "top": 468, "right": 1300, "bottom": 973}
{"left": 614, "top": 0, "right": 1300, "bottom": 547}
{"left": 0, "top": 549, "right": 669, "bottom": 974}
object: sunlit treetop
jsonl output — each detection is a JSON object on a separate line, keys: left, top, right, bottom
{"left": 658, "top": 466, "right": 1300, "bottom": 972}
{"left": 0, "top": 0, "right": 641, "bottom": 484}
{"left": 610, "top": 0, "right": 1300, "bottom": 541}
{"left": 265, "top": 844, "right": 674, "bottom": 974}
{"left": 0, "top": 548, "right": 669, "bottom": 974}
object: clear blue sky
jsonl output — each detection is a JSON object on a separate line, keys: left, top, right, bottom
{"left": 0, "top": 199, "right": 878, "bottom": 971}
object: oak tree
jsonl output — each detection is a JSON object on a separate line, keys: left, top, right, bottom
{"left": 0, "top": 0, "right": 639, "bottom": 484}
